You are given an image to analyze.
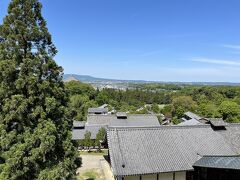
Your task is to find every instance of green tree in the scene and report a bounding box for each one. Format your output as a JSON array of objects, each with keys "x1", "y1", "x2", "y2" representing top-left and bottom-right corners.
[
  {"x1": 195, "y1": 94, "x2": 208, "y2": 104},
  {"x1": 172, "y1": 96, "x2": 197, "y2": 111},
  {"x1": 161, "y1": 104, "x2": 173, "y2": 118},
  {"x1": 84, "y1": 131, "x2": 93, "y2": 151},
  {"x1": 95, "y1": 128, "x2": 106, "y2": 151},
  {"x1": 157, "y1": 115, "x2": 163, "y2": 124},
  {"x1": 0, "y1": 0, "x2": 77, "y2": 179},
  {"x1": 172, "y1": 117, "x2": 181, "y2": 125},
  {"x1": 96, "y1": 92, "x2": 108, "y2": 105},
  {"x1": 151, "y1": 103, "x2": 160, "y2": 114},
  {"x1": 175, "y1": 107, "x2": 185, "y2": 119},
  {"x1": 70, "y1": 94, "x2": 89, "y2": 121},
  {"x1": 198, "y1": 103, "x2": 220, "y2": 118},
  {"x1": 81, "y1": 100, "x2": 98, "y2": 120},
  {"x1": 118, "y1": 102, "x2": 132, "y2": 112},
  {"x1": 70, "y1": 94, "x2": 89, "y2": 108},
  {"x1": 211, "y1": 92, "x2": 225, "y2": 105},
  {"x1": 172, "y1": 96, "x2": 197, "y2": 116},
  {"x1": 65, "y1": 81, "x2": 96, "y2": 98},
  {"x1": 225, "y1": 89, "x2": 237, "y2": 99},
  {"x1": 218, "y1": 101, "x2": 240, "y2": 122},
  {"x1": 77, "y1": 139, "x2": 85, "y2": 149}
]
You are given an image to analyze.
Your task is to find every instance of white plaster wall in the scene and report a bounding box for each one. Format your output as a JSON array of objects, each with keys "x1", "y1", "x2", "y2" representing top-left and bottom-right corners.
[
  {"x1": 124, "y1": 171, "x2": 186, "y2": 180},
  {"x1": 158, "y1": 173, "x2": 173, "y2": 180},
  {"x1": 175, "y1": 171, "x2": 186, "y2": 180},
  {"x1": 142, "y1": 174, "x2": 157, "y2": 180},
  {"x1": 124, "y1": 176, "x2": 140, "y2": 180}
]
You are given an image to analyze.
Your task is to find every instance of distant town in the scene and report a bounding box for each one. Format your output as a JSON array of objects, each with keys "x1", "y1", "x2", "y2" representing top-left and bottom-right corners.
[{"x1": 64, "y1": 74, "x2": 240, "y2": 90}]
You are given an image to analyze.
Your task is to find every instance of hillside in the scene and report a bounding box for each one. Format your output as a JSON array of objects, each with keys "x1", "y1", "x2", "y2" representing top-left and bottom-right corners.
[{"x1": 63, "y1": 74, "x2": 240, "y2": 86}]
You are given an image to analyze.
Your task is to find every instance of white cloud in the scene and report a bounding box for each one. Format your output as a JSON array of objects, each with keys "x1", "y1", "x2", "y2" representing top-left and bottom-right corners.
[
  {"x1": 221, "y1": 44, "x2": 240, "y2": 50},
  {"x1": 191, "y1": 57, "x2": 240, "y2": 66}
]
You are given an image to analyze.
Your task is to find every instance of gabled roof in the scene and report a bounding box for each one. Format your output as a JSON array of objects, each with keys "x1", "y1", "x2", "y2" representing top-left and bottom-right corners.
[
  {"x1": 88, "y1": 107, "x2": 108, "y2": 113},
  {"x1": 72, "y1": 125, "x2": 107, "y2": 140},
  {"x1": 208, "y1": 118, "x2": 227, "y2": 127},
  {"x1": 193, "y1": 156, "x2": 240, "y2": 170},
  {"x1": 184, "y1": 112, "x2": 202, "y2": 120},
  {"x1": 73, "y1": 114, "x2": 160, "y2": 140},
  {"x1": 87, "y1": 114, "x2": 160, "y2": 127},
  {"x1": 109, "y1": 114, "x2": 160, "y2": 127},
  {"x1": 87, "y1": 115, "x2": 113, "y2": 126},
  {"x1": 107, "y1": 125, "x2": 236, "y2": 177},
  {"x1": 181, "y1": 117, "x2": 188, "y2": 122},
  {"x1": 217, "y1": 123, "x2": 240, "y2": 154},
  {"x1": 116, "y1": 112, "x2": 127, "y2": 119},
  {"x1": 98, "y1": 104, "x2": 108, "y2": 108},
  {"x1": 178, "y1": 118, "x2": 202, "y2": 126},
  {"x1": 73, "y1": 121, "x2": 85, "y2": 128}
]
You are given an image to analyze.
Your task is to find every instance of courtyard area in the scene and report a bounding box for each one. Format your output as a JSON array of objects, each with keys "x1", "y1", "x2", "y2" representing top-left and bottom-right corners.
[{"x1": 77, "y1": 152, "x2": 114, "y2": 180}]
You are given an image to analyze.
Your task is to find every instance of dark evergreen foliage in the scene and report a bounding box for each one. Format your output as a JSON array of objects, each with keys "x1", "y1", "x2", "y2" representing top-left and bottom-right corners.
[{"x1": 0, "y1": 0, "x2": 77, "y2": 179}]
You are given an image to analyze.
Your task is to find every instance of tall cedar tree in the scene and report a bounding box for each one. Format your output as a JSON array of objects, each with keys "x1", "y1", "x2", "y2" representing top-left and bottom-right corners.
[{"x1": 0, "y1": 0, "x2": 77, "y2": 179}]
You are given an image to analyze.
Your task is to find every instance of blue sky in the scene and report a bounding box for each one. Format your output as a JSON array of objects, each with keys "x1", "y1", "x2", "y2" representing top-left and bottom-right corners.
[{"x1": 1, "y1": 0, "x2": 240, "y2": 82}]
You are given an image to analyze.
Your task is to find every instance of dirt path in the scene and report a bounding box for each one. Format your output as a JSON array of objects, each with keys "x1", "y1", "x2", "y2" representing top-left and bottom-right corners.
[
  {"x1": 77, "y1": 155, "x2": 114, "y2": 180},
  {"x1": 100, "y1": 158, "x2": 114, "y2": 180}
]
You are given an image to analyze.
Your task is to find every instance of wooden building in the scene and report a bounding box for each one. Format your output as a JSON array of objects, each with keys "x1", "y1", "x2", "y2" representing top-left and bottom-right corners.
[
  {"x1": 107, "y1": 123, "x2": 240, "y2": 180},
  {"x1": 193, "y1": 156, "x2": 240, "y2": 180}
]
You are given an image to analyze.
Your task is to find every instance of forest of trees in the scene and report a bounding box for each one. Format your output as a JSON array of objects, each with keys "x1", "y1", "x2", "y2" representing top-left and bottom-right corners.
[{"x1": 66, "y1": 81, "x2": 240, "y2": 123}]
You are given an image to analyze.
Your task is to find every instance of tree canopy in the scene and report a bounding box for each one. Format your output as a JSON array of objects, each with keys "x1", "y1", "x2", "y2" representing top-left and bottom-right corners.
[
  {"x1": 95, "y1": 128, "x2": 106, "y2": 150},
  {"x1": 0, "y1": 0, "x2": 77, "y2": 179},
  {"x1": 66, "y1": 81, "x2": 240, "y2": 124},
  {"x1": 84, "y1": 131, "x2": 93, "y2": 150},
  {"x1": 218, "y1": 101, "x2": 240, "y2": 122}
]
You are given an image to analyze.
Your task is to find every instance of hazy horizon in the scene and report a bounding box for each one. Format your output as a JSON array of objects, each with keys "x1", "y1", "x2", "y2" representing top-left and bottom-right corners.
[
  {"x1": 1, "y1": 0, "x2": 240, "y2": 82},
  {"x1": 64, "y1": 73, "x2": 240, "y2": 83}
]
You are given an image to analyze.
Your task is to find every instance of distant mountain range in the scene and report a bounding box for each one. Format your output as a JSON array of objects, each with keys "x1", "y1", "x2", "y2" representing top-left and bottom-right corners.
[
  {"x1": 63, "y1": 74, "x2": 149, "y2": 83},
  {"x1": 63, "y1": 74, "x2": 240, "y2": 86}
]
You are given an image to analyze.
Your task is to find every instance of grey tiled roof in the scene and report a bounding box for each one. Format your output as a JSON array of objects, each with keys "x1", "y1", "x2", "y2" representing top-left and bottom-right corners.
[
  {"x1": 208, "y1": 118, "x2": 227, "y2": 127},
  {"x1": 193, "y1": 156, "x2": 240, "y2": 170},
  {"x1": 88, "y1": 108, "x2": 108, "y2": 113},
  {"x1": 116, "y1": 112, "x2": 127, "y2": 118},
  {"x1": 217, "y1": 123, "x2": 240, "y2": 154},
  {"x1": 87, "y1": 115, "x2": 113, "y2": 126},
  {"x1": 73, "y1": 114, "x2": 160, "y2": 140},
  {"x1": 72, "y1": 125, "x2": 107, "y2": 140},
  {"x1": 72, "y1": 129, "x2": 85, "y2": 140},
  {"x1": 109, "y1": 114, "x2": 160, "y2": 127},
  {"x1": 184, "y1": 112, "x2": 202, "y2": 120},
  {"x1": 107, "y1": 125, "x2": 236, "y2": 176},
  {"x1": 87, "y1": 114, "x2": 160, "y2": 127},
  {"x1": 98, "y1": 104, "x2": 108, "y2": 108},
  {"x1": 178, "y1": 119, "x2": 202, "y2": 126},
  {"x1": 181, "y1": 117, "x2": 188, "y2": 122},
  {"x1": 73, "y1": 121, "x2": 85, "y2": 128}
]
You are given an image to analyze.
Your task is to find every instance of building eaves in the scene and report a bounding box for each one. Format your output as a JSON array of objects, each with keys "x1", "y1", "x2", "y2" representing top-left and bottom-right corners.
[
  {"x1": 193, "y1": 155, "x2": 240, "y2": 170},
  {"x1": 107, "y1": 125, "x2": 236, "y2": 176}
]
